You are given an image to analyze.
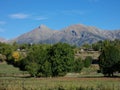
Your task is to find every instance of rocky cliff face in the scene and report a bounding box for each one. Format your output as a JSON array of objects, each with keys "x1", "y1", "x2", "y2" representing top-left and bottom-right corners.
[{"x1": 12, "y1": 24, "x2": 120, "y2": 46}]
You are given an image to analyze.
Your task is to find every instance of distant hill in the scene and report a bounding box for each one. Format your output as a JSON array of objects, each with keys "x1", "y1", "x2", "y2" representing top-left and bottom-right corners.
[
  {"x1": 0, "y1": 37, "x2": 6, "y2": 43},
  {"x1": 11, "y1": 24, "x2": 120, "y2": 46}
]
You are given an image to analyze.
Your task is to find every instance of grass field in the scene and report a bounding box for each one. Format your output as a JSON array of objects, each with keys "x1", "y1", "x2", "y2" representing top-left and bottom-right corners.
[
  {"x1": 0, "y1": 62, "x2": 28, "y2": 77},
  {"x1": 0, "y1": 62, "x2": 120, "y2": 90},
  {"x1": 0, "y1": 77, "x2": 120, "y2": 90}
]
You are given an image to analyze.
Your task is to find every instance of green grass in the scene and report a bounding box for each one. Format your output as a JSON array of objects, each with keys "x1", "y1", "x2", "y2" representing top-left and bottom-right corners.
[
  {"x1": 0, "y1": 62, "x2": 28, "y2": 76},
  {"x1": 0, "y1": 77, "x2": 120, "y2": 90},
  {"x1": 80, "y1": 65, "x2": 102, "y2": 76},
  {"x1": 0, "y1": 62, "x2": 120, "y2": 90}
]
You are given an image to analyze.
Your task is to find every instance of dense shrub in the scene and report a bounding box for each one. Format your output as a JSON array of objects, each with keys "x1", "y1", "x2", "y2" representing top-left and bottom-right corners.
[
  {"x1": 48, "y1": 43, "x2": 74, "y2": 76},
  {"x1": 84, "y1": 56, "x2": 92, "y2": 68},
  {"x1": 99, "y1": 42, "x2": 120, "y2": 76},
  {"x1": 73, "y1": 57, "x2": 84, "y2": 73}
]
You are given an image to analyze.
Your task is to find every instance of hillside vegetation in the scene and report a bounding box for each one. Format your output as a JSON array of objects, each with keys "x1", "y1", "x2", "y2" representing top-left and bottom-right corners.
[
  {"x1": 0, "y1": 40, "x2": 120, "y2": 90},
  {"x1": 0, "y1": 40, "x2": 120, "y2": 77}
]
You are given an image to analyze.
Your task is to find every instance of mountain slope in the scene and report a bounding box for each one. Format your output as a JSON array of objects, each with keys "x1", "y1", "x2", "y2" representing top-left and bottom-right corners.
[
  {"x1": 13, "y1": 24, "x2": 120, "y2": 46},
  {"x1": 14, "y1": 24, "x2": 57, "y2": 44},
  {"x1": 43, "y1": 24, "x2": 105, "y2": 45},
  {"x1": 0, "y1": 37, "x2": 6, "y2": 42}
]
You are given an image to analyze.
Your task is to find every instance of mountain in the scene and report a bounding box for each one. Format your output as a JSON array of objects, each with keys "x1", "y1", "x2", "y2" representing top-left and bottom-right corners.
[
  {"x1": 13, "y1": 24, "x2": 120, "y2": 46},
  {"x1": 0, "y1": 37, "x2": 6, "y2": 42},
  {"x1": 14, "y1": 24, "x2": 57, "y2": 44}
]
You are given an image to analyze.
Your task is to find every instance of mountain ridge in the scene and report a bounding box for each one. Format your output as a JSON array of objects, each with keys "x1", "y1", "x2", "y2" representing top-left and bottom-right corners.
[
  {"x1": 5, "y1": 24, "x2": 120, "y2": 46},
  {"x1": 0, "y1": 37, "x2": 7, "y2": 43}
]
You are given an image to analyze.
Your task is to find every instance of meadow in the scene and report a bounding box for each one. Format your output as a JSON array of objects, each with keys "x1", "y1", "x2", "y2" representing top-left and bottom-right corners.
[
  {"x1": 0, "y1": 77, "x2": 120, "y2": 90},
  {"x1": 0, "y1": 62, "x2": 120, "y2": 90}
]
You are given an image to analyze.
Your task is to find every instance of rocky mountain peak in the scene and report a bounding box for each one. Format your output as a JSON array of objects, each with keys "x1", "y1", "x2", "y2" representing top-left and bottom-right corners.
[
  {"x1": 9, "y1": 24, "x2": 120, "y2": 46},
  {"x1": 38, "y1": 24, "x2": 49, "y2": 30}
]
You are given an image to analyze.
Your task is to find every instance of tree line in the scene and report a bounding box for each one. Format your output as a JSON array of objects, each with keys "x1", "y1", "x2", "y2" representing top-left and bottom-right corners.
[
  {"x1": 0, "y1": 42, "x2": 92, "y2": 77},
  {"x1": 0, "y1": 39, "x2": 120, "y2": 77}
]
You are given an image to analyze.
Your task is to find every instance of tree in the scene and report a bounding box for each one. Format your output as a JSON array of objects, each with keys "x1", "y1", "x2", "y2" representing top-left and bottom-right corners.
[
  {"x1": 82, "y1": 43, "x2": 91, "y2": 50},
  {"x1": 84, "y1": 56, "x2": 92, "y2": 68},
  {"x1": 20, "y1": 44, "x2": 50, "y2": 77},
  {"x1": 25, "y1": 62, "x2": 39, "y2": 77},
  {"x1": 92, "y1": 43, "x2": 101, "y2": 51},
  {"x1": 12, "y1": 51, "x2": 20, "y2": 61},
  {"x1": 18, "y1": 43, "x2": 75, "y2": 77},
  {"x1": 42, "y1": 61, "x2": 52, "y2": 77},
  {"x1": 48, "y1": 43, "x2": 74, "y2": 76},
  {"x1": 0, "y1": 43, "x2": 14, "y2": 64},
  {"x1": 99, "y1": 44, "x2": 120, "y2": 77},
  {"x1": 73, "y1": 57, "x2": 84, "y2": 73},
  {"x1": 12, "y1": 42, "x2": 19, "y2": 51}
]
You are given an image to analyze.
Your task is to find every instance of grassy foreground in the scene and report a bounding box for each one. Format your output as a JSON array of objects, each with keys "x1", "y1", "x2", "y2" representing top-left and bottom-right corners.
[
  {"x1": 0, "y1": 62, "x2": 28, "y2": 77},
  {"x1": 0, "y1": 77, "x2": 120, "y2": 90},
  {"x1": 0, "y1": 62, "x2": 120, "y2": 90}
]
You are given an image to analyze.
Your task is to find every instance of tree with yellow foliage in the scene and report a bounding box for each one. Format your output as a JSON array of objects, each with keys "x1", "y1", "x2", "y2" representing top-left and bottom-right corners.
[{"x1": 12, "y1": 51, "x2": 20, "y2": 61}]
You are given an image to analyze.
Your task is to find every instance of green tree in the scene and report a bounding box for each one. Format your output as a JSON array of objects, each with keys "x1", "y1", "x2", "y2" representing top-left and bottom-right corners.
[
  {"x1": 84, "y1": 56, "x2": 92, "y2": 68},
  {"x1": 99, "y1": 44, "x2": 120, "y2": 77},
  {"x1": 20, "y1": 44, "x2": 50, "y2": 77},
  {"x1": 74, "y1": 57, "x2": 84, "y2": 73},
  {"x1": 92, "y1": 43, "x2": 101, "y2": 51},
  {"x1": 12, "y1": 42, "x2": 19, "y2": 51},
  {"x1": 18, "y1": 43, "x2": 75, "y2": 77},
  {"x1": 48, "y1": 43, "x2": 74, "y2": 76},
  {"x1": 82, "y1": 43, "x2": 91, "y2": 50},
  {"x1": 0, "y1": 42, "x2": 14, "y2": 63},
  {"x1": 42, "y1": 61, "x2": 52, "y2": 77},
  {"x1": 25, "y1": 62, "x2": 39, "y2": 77}
]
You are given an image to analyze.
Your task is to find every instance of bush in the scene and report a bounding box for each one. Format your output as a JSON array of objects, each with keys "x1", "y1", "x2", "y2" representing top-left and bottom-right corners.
[
  {"x1": 74, "y1": 57, "x2": 84, "y2": 73},
  {"x1": 25, "y1": 62, "x2": 39, "y2": 77},
  {"x1": 84, "y1": 56, "x2": 92, "y2": 68}
]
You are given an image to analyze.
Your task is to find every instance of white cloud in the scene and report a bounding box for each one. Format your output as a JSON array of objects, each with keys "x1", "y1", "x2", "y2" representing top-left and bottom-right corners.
[
  {"x1": 9, "y1": 13, "x2": 48, "y2": 21},
  {"x1": 9, "y1": 13, "x2": 29, "y2": 19},
  {"x1": 0, "y1": 21, "x2": 6, "y2": 25}
]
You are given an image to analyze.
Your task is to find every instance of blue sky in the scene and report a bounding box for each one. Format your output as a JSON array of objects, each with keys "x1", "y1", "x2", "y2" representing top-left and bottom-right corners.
[{"x1": 0, "y1": 0, "x2": 120, "y2": 39}]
